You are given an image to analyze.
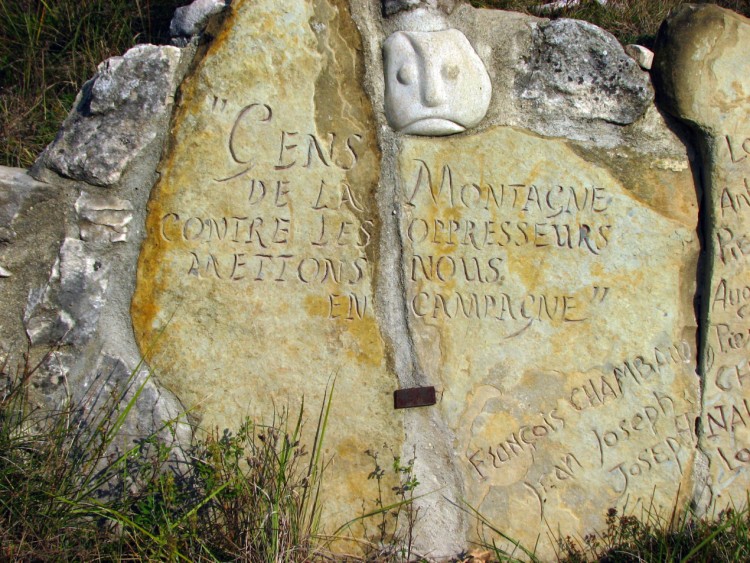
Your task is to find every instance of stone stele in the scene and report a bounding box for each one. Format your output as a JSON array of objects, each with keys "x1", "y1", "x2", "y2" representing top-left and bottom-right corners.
[
  {"x1": 131, "y1": 0, "x2": 403, "y2": 532},
  {"x1": 130, "y1": 0, "x2": 708, "y2": 557},
  {"x1": 398, "y1": 126, "x2": 700, "y2": 554},
  {"x1": 653, "y1": 4, "x2": 750, "y2": 513}
]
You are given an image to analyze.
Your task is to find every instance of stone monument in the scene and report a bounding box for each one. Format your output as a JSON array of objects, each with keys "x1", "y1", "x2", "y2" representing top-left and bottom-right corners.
[{"x1": 0, "y1": 0, "x2": 748, "y2": 559}]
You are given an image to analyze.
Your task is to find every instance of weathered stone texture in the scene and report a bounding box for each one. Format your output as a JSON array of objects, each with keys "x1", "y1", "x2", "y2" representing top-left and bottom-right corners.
[
  {"x1": 0, "y1": 167, "x2": 63, "y2": 357},
  {"x1": 516, "y1": 19, "x2": 653, "y2": 128},
  {"x1": 170, "y1": 0, "x2": 229, "y2": 40},
  {"x1": 9, "y1": 0, "x2": 749, "y2": 557},
  {"x1": 653, "y1": 4, "x2": 750, "y2": 512},
  {"x1": 397, "y1": 126, "x2": 700, "y2": 555},
  {"x1": 132, "y1": 0, "x2": 402, "y2": 530},
  {"x1": 35, "y1": 45, "x2": 183, "y2": 187}
]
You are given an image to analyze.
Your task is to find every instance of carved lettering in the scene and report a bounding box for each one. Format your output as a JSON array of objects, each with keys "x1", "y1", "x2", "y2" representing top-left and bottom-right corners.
[
  {"x1": 725, "y1": 135, "x2": 750, "y2": 164},
  {"x1": 607, "y1": 436, "x2": 684, "y2": 495},
  {"x1": 716, "y1": 227, "x2": 750, "y2": 265},
  {"x1": 404, "y1": 218, "x2": 611, "y2": 255}
]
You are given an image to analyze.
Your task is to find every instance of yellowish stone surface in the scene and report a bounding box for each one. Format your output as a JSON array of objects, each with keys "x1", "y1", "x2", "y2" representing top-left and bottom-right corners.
[
  {"x1": 654, "y1": 5, "x2": 750, "y2": 511},
  {"x1": 398, "y1": 126, "x2": 701, "y2": 553},
  {"x1": 132, "y1": 0, "x2": 402, "y2": 528}
]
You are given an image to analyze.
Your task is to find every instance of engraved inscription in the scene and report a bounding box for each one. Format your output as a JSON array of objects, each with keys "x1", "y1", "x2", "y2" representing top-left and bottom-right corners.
[
  {"x1": 157, "y1": 102, "x2": 372, "y2": 321},
  {"x1": 725, "y1": 136, "x2": 750, "y2": 164}
]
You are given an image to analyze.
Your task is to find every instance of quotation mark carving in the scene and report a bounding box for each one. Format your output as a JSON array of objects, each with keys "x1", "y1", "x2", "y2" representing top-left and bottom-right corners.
[
  {"x1": 212, "y1": 95, "x2": 228, "y2": 112},
  {"x1": 591, "y1": 286, "x2": 610, "y2": 304}
]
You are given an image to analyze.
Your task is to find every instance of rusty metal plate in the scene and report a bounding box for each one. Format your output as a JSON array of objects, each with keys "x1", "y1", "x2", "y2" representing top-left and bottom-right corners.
[{"x1": 394, "y1": 386, "x2": 437, "y2": 409}]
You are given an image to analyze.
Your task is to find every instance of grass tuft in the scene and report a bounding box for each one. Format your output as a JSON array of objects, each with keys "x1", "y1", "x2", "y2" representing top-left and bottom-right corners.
[
  {"x1": 0, "y1": 352, "x2": 343, "y2": 561},
  {"x1": 0, "y1": 0, "x2": 182, "y2": 168},
  {"x1": 461, "y1": 494, "x2": 750, "y2": 563}
]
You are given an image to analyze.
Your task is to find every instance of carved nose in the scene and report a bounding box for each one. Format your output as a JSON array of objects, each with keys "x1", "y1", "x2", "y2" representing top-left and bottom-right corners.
[{"x1": 422, "y1": 62, "x2": 447, "y2": 108}]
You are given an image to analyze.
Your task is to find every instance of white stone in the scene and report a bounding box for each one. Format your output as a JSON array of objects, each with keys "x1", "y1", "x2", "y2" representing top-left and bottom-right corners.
[
  {"x1": 24, "y1": 238, "x2": 110, "y2": 345},
  {"x1": 383, "y1": 29, "x2": 491, "y2": 136},
  {"x1": 625, "y1": 44, "x2": 655, "y2": 70}
]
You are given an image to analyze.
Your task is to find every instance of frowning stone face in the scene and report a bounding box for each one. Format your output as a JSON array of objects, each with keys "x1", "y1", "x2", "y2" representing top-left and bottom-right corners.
[{"x1": 383, "y1": 29, "x2": 492, "y2": 136}]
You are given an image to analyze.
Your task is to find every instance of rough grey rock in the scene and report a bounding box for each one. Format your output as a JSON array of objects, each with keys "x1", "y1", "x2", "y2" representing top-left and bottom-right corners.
[
  {"x1": 34, "y1": 45, "x2": 183, "y2": 187},
  {"x1": 24, "y1": 238, "x2": 110, "y2": 346},
  {"x1": 625, "y1": 44, "x2": 654, "y2": 70},
  {"x1": 516, "y1": 19, "x2": 653, "y2": 129},
  {"x1": 0, "y1": 166, "x2": 50, "y2": 243},
  {"x1": 170, "y1": 0, "x2": 229, "y2": 40},
  {"x1": 0, "y1": 166, "x2": 64, "y2": 354},
  {"x1": 75, "y1": 192, "x2": 133, "y2": 243},
  {"x1": 535, "y1": 0, "x2": 608, "y2": 13}
]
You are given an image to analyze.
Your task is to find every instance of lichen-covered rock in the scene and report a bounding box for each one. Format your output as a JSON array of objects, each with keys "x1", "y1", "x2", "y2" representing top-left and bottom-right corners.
[
  {"x1": 517, "y1": 19, "x2": 653, "y2": 130},
  {"x1": 34, "y1": 45, "x2": 183, "y2": 187},
  {"x1": 24, "y1": 238, "x2": 110, "y2": 345},
  {"x1": 653, "y1": 4, "x2": 750, "y2": 513}
]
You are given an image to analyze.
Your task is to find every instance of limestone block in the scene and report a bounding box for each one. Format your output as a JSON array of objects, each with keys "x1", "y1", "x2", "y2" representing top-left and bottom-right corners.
[
  {"x1": 383, "y1": 28, "x2": 491, "y2": 135},
  {"x1": 131, "y1": 0, "x2": 402, "y2": 531},
  {"x1": 398, "y1": 126, "x2": 700, "y2": 556},
  {"x1": 36, "y1": 45, "x2": 183, "y2": 187},
  {"x1": 653, "y1": 4, "x2": 750, "y2": 512},
  {"x1": 75, "y1": 192, "x2": 134, "y2": 243},
  {"x1": 24, "y1": 238, "x2": 110, "y2": 346},
  {"x1": 516, "y1": 19, "x2": 653, "y2": 133},
  {"x1": 170, "y1": 0, "x2": 229, "y2": 40}
]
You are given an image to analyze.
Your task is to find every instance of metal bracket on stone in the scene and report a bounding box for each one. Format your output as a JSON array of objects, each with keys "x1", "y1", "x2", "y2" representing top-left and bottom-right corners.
[{"x1": 394, "y1": 386, "x2": 437, "y2": 409}]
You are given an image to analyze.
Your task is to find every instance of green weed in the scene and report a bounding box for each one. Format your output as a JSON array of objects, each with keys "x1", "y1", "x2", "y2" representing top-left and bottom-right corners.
[
  {"x1": 0, "y1": 351, "x2": 344, "y2": 561},
  {"x1": 0, "y1": 349, "x2": 161, "y2": 560}
]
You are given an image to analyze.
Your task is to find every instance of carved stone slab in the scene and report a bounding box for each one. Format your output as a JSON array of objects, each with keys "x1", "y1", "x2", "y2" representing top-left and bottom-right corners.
[
  {"x1": 654, "y1": 4, "x2": 750, "y2": 512},
  {"x1": 398, "y1": 126, "x2": 701, "y2": 553},
  {"x1": 131, "y1": 0, "x2": 402, "y2": 527}
]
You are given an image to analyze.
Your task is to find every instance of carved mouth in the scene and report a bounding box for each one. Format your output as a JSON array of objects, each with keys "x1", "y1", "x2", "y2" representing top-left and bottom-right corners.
[{"x1": 401, "y1": 118, "x2": 466, "y2": 135}]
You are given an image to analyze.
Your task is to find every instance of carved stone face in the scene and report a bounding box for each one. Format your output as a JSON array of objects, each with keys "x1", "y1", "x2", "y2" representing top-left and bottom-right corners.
[{"x1": 383, "y1": 29, "x2": 492, "y2": 136}]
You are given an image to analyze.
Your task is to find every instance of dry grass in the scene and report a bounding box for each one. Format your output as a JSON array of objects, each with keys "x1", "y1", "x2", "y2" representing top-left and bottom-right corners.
[
  {"x1": 3, "y1": 1, "x2": 749, "y2": 167},
  {"x1": 469, "y1": 0, "x2": 750, "y2": 47},
  {"x1": 0, "y1": 0, "x2": 182, "y2": 168}
]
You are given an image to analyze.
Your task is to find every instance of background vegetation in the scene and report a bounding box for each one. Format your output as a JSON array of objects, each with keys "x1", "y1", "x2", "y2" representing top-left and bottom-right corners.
[
  {"x1": 470, "y1": 0, "x2": 750, "y2": 47},
  {"x1": 0, "y1": 0, "x2": 182, "y2": 168},
  {"x1": 2, "y1": 1, "x2": 750, "y2": 168}
]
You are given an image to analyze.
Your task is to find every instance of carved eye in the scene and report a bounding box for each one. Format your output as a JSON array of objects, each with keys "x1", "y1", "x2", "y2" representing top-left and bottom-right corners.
[
  {"x1": 397, "y1": 64, "x2": 416, "y2": 85},
  {"x1": 442, "y1": 63, "x2": 460, "y2": 81}
]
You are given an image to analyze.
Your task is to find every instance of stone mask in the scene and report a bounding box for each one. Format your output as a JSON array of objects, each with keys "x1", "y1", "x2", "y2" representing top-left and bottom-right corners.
[{"x1": 383, "y1": 29, "x2": 492, "y2": 136}]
